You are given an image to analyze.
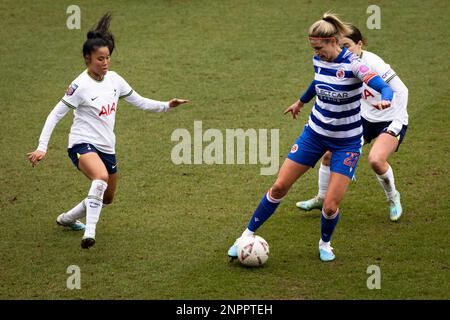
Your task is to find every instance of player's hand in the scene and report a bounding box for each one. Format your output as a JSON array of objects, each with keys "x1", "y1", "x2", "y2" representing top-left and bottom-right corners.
[
  {"x1": 27, "y1": 150, "x2": 46, "y2": 167},
  {"x1": 373, "y1": 100, "x2": 391, "y2": 110},
  {"x1": 283, "y1": 100, "x2": 304, "y2": 119},
  {"x1": 169, "y1": 99, "x2": 189, "y2": 108}
]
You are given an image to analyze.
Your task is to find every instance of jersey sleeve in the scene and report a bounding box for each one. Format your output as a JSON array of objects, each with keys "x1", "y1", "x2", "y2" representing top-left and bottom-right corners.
[
  {"x1": 366, "y1": 52, "x2": 397, "y2": 84},
  {"x1": 350, "y1": 56, "x2": 379, "y2": 85},
  {"x1": 37, "y1": 101, "x2": 71, "y2": 152},
  {"x1": 61, "y1": 82, "x2": 83, "y2": 109},
  {"x1": 123, "y1": 90, "x2": 170, "y2": 112},
  {"x1": 114, "y1": 73, "x2": 134, "y2": 99},
  {"x1": 386, "y1": 76, "x2": 409, "y2": 134},
  {"x1": 299, "y1": 80, "x2": 316, "y2": 103}
]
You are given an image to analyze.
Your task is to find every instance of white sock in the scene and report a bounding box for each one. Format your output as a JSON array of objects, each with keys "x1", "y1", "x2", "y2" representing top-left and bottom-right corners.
[
  {"x1": 241, "y1": 228, "x2": 254, "y2": 238},
  {"x1": 84, "y1": 180, "x2": 108, "y2": 238},
  {"x1": 62, "y1": 200, "x2": 86, "y2": 222},
  {"x1": 376, "y1": 165, "x2": 397, "y2": 200},
  {"x1": 319, "y1": 239, "x2": 331, "y2": 247},
  {"x1": 317, "y1": 163, "x2": 330, "y2": 199}
]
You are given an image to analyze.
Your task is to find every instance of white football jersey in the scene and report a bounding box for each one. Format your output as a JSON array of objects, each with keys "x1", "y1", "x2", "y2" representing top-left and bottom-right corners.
[
  {"x1": 360, "y1": 50, "x2": 408, "y2": 125},
  {"x1": 61, "y1": 70, "x2": 133, "y2": 154}
]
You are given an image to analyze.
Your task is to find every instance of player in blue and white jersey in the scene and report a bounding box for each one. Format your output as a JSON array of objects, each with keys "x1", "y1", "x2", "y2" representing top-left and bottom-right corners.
[
  {"x1": 227, "y1": 13, "x2": 394, "y2": 262},
  {"x1": 27, "y1": 13, "x2": 188, "y2": 249},
  {"x1": 296, "y1": 25, "x2": 408, "y2": 221}
]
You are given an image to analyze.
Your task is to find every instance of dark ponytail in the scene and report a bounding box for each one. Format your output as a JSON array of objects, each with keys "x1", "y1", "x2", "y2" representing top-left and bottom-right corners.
[
  {"x1": 82, "y1": 13, "x2": 115, "y2": 57},
  {"x1": 346, "y1": 25, "x2": 368, "y2": 46}
]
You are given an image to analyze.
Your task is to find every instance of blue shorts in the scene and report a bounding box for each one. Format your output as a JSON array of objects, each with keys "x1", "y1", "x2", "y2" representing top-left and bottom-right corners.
[
  {"x1": 287, "y1": 126, "x2": 362, "y2": 179},
  {"x1": 68, "y1": 143, "x2": 117, "y2": 174},
  {"x1": 362, "y1": 118, "x2": 408, "y2": 151}
]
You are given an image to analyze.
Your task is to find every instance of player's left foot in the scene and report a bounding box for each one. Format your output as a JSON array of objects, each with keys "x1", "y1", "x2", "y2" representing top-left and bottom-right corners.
[
  {"x1": 296, "y1": 196, "x2": 323, "y2": 211},
  {"x1": 56, "y1": 213, "x2": 85, "y2": 231},
  {"x1": 319, "y1": 239, "x2": 335, "y2": 262},
  {"x1": 388, "y1": 191, "x2": 403, "y2": 222},
  {"x1": 81, "y1": 236, "x2": 96, "y2": 249}
]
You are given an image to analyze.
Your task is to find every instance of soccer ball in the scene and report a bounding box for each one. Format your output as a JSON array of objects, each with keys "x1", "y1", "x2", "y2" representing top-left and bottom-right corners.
[{"x1": 237, "y1": 235, "x2": 269, "y2": 267}]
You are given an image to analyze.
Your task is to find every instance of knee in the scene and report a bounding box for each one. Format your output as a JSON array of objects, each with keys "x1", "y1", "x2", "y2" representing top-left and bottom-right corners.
[
  {"x1": 368, "y1": 153, "x2": 385, "y2": 172},
  {"x1": 322, "y1": 199, "x2": 338, "y2": 216},
  {"x1": 94, "y1": 174, "x2": 109, "y2": 183},
  {"x1": 271, "y1": 182, "x2": 290, "y2": 200},
  {"x1": 89, "y1": 173, "x2": 109, "y2": 185}
]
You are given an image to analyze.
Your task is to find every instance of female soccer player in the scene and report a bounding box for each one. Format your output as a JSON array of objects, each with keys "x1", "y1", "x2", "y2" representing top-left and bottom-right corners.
[
  {"x1": 27, "y1": 13, "x2": 188, "y2": 249},
  {"x1": 228, "y1": 13, "x2": 394, "y2": 262},
  {"x1": 296, "y1": 25, "x2": 408, "y2": 222}
]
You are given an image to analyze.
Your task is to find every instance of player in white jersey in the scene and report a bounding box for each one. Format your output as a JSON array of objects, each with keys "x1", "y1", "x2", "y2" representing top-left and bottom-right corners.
[
  {"x1": 227, "y1": 13, "x2": 394, "y2": 262},
  {"x1": 27, "y1": 13, "x2": 188, "y2": 249},
  {"x1": 296, "y1": 25, "x2": 408, "y2": 221}
]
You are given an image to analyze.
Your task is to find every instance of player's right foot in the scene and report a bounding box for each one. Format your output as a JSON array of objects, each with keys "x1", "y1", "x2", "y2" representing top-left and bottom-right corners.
[
  {"x1": 81, "y1": 236, "x2": 96, "y2": 249},
  {"x1": 296, "y1": 196, "x2": 323, "y2": 211},
  {"x1": 56, "y1": 213, "x2": 85, "y2": 231},
  {"x1": 227, "y1": 238, "x2": 240, "y2": 259},
  {"x1": 388, "y1": 191, "x2": 403, "y2": 221}
]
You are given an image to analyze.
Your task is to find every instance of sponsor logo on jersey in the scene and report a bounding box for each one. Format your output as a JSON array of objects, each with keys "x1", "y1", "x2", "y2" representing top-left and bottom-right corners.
[
  {"x1": 362, "y1": 89, "x2": 375, "y2": 99},
  {"x1": 65, "y1": 83, "x2": 78, "y2": 96},
  {"x1": 315, "y1": 84, "x2": 349, "y2": 102},
  {"x1": 359, "y1": 65, "x2": 369, "y2": 74},
  {"x1": 381, "y1": 69, "x2": 392, "y2": 80},
  {"x1": 99, "y1": 102, "x2": 116, "y2": 116}
]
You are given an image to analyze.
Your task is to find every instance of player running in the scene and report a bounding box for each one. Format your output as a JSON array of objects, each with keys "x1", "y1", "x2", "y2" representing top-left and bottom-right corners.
[
  {"x1": 27, "y1": 13, "x2": 188, "y2": 249},
  {"x1": 227, "y1": 13, "x2": 394, "y2": 262},
  {"x1": 296, "y1": 25, "x2": 408, "y2": 221}
]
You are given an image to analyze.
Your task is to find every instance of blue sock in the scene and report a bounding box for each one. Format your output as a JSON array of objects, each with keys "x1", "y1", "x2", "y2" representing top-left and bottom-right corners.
[
  {"x1": 321, "y1": 210, "x2": 339, "y2": 242},
  {"x1": 247, "y1": 192, "x2": 281, "y2": 232}
]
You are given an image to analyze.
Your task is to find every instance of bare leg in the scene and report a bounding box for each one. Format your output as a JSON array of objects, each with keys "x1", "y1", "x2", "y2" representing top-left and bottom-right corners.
[
  {"x1": 295, "y1": 151, "x2": 332, "y2": 210},
  {"x1": 369, "y1": 133, "x2": 403, "y2": 220}
]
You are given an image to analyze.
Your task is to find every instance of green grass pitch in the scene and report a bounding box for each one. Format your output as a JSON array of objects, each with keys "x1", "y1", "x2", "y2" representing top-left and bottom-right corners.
[{"x1": 0, "y1": 0, "x2": 448, "y2": 299}]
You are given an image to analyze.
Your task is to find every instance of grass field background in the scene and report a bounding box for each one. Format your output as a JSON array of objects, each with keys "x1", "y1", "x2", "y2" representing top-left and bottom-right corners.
[{"x1": 0, "y1": 0, "x2": 449, "y2": 299}]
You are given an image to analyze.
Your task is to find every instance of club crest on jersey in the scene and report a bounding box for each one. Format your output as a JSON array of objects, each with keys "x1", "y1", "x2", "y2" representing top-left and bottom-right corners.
[
  {"x1": 290, "y1": 144, "x2": 298, "y2": 153},
  {"x1": 65, "y1": 83, "x2": 78, "y2": 96},
  {"x1": 336, "y1": 67, "x2": 346, "y2": 79},
  {"x1": 99, "y1": 102, "x2": 116, "y2": 116}
]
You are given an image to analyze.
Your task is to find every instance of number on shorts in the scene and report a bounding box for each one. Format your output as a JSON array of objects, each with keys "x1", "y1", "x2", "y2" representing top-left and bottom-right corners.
[{"x1": 343, "y1": 152, "x2": 359, "y2": 168}]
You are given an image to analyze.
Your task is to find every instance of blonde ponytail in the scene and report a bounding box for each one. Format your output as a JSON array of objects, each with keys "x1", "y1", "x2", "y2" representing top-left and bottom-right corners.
[{"x1": 308, "y1": 11, "x2": 352, "y2": 41}]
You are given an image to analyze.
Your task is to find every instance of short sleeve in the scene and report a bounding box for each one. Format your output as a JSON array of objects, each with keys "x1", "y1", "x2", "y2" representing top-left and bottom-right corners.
[{"x1": 61, "y1": 82, "x2": 82, "y2": 109}]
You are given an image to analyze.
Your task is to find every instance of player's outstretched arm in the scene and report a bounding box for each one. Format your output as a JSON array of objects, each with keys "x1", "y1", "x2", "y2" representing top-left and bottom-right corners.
[
  {"x1": 27, "y1": 150, "x2": 46, "y2": 167},
  {"x1": 284, "y1": 79, "x2": 315, "y2": 119},
  {"x1": 283, "y1": 100, "x2": 304, "y2": 120},
  {"x1": 168, "y1": 98, "x2": 189, "y2": 108},
  {"x1": 27, "y1": 101, "x2": 71, "y2": 167},
  {"x1": 124, "y1": 91, "x2": 188, "y2": 112}
]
